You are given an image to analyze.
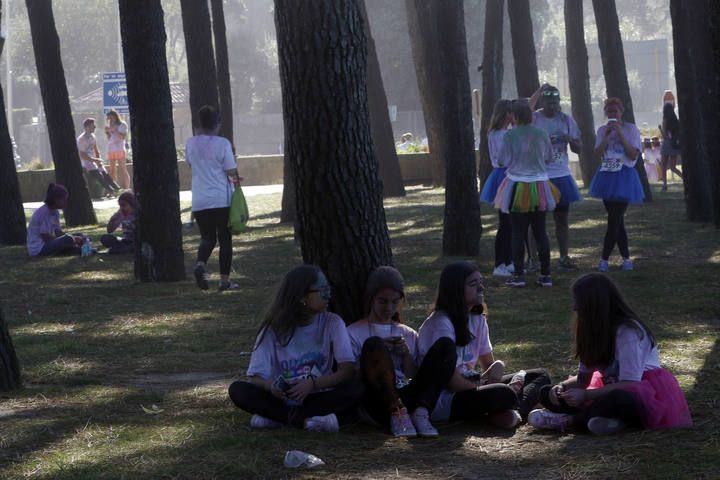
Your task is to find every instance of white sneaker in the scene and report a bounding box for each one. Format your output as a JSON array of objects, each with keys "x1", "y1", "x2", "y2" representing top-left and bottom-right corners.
[
  {"x1": 587, "y1": 416, "x2": 625, "y2": 435},
  {"x1": 492, "y1": 264, "x2": 512, "y2": 277},
  {"x1": 250, "y1": 414, "x2": 283, "y2": 429},
  {"x1": 621, "y1": 258, "x2": 634, "y2": 271},
  {"x1": 505, "y1": 263, "x2": 515, "y2": 274},
  {"x1": 528, "y1": 408, "x2": 571, "y2": 432},
  {"x1": 391, "y1": 407, "x2": 417, "y2": 437},
  {"x1": 304, "y1": 413, "x2": 339, "y2": 433},
  {"x1": 410, "y1": 407, "x2": 438, "y2": 437}
]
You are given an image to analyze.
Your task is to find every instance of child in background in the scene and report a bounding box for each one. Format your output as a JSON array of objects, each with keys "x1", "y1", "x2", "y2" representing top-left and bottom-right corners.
[
  {"x1": 228, "y1": 265, "x2": 363, "y2": 432},
  {"x1": 528, "y1": 273, "x2": 692, "y2": 435},
  {"x1": 348, "y1": 266, "x2": 456, "y2": 438},
  {"x1": 26, "y1": 183, "x2": 85, "y2": 257},
  {"x1": 642, "y1": 138, "x2": 660, "y2": 183},
  {"x1": 101, "y1": 191, "x2": 137, "y2": 254}
]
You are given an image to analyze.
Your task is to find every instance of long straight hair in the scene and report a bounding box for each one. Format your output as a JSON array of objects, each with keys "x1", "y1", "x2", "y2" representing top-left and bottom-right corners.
[
  {"x1": 572, "y1": 273, "x2": 655, "y2": 368},
  {"x1": 663, "y1": 103, "x2": 680, "y2": 136},
  {"x1": 489, "y1": 99, "x2": 513, "y2": 131},
  {"x1": 255, "y1": 265, "x2": 321, "y2": 347},
  {"x1": 432, "y1": 261, "x2": 485, "y2": 347}
]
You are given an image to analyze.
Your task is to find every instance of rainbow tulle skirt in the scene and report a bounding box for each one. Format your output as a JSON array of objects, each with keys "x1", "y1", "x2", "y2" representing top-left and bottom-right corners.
[{"x1": 494, "y1": 178, "x2": 561, "y2": 213}]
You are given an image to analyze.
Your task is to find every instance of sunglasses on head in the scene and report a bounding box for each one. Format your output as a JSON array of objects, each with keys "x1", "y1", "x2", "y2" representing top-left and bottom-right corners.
[{"x1": 542, "y1": 90, "x2": 560, "y2": 97}]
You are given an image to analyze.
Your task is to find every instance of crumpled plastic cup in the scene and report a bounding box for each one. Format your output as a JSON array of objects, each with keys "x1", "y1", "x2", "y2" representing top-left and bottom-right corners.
[{"x1": 283, "y1": 450, "x2": 325, "y2": 469}]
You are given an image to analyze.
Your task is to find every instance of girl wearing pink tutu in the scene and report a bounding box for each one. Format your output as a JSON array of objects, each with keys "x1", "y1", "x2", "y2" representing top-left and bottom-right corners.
[{"x1": 528, "y1": 273, "x2": 692, "y2": 435}]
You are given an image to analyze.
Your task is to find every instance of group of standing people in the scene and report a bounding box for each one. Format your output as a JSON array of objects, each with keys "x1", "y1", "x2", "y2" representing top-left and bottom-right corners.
[
  {"x1": 228, "y1": 263, "x2": 692, "y2": 437},
  {"x1": 480, "y1": 85, "x2": 647, "y2": 284},
  {"x1": 77, "y1": 109, "x2": 130, "y2": 197}
]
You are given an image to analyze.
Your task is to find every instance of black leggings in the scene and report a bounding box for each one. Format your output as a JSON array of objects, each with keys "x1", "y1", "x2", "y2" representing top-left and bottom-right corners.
[
  {"x1": 360, "y1": 336, "x2": 456, "y2": 426},
  {"x1": 449, "y1": 382, "x2": 518, "y2": 422},
  {"x1": 495, "y1": 211, "x2": 513, "y2": 267},
  {"x1": 602, "y1": 200, "x2": 629, "y2": 260},
  {"x1": 538, "y1": 384, "x2": 643, "y2": 430},
  {"x1": 500, "y1": 368, "x2": 552, "y2": 419},
  {"x1": 511, "y1": 210, "x2": 550, "y2": 276},
  {"x1": 228, "y1": 379, "x2": 364, "y2": 428},
  {"x1": 194, "y1": 207, "x2": 233, "y2": 275},
  {"x1": 88, "y1": 169, "x2": 119, "y2": 192},
  {"x1": 100, "y1": 234, "x2": 133, "y2": 254}
]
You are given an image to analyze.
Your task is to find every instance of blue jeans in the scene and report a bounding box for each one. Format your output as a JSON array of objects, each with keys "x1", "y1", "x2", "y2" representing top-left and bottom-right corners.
[{"x1": 38, "y1": 235, "x2": 78, "y2": 256}]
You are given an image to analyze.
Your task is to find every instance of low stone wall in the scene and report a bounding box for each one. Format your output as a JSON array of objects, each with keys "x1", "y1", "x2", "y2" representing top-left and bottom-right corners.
[{"x1": 16, "y1": 152, "x2": 583, "y2": 202}]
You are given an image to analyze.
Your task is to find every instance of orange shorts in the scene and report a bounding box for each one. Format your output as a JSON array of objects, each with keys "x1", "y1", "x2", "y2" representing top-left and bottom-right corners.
[{"x1": 107, "y1": 151, "x2": 126, "y2": 161}]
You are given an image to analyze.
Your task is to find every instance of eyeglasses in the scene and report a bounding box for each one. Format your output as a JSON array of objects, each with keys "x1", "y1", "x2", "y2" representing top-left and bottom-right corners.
[{"x1": 542, "y1": 90, "x2": 560, "y2": 97}]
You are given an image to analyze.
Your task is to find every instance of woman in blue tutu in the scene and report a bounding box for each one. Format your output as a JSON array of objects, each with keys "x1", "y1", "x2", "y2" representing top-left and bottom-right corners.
[
  {"x1": 589, "y1": 98, "x2": 644, "y2": 272},
  {"x1": 479, "y1": 99, "x2": 514, "y2": 277}
]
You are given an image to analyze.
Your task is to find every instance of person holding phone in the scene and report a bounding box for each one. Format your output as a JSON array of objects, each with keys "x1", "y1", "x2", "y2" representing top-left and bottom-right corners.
[{"x1": 588, "y1": 98, "x2": 644, "y2": 272}]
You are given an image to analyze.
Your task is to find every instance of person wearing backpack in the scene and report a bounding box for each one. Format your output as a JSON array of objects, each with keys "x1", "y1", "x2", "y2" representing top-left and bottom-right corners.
[{"x1": 659, "y1": 103, "x2": 682, "y2": 191}]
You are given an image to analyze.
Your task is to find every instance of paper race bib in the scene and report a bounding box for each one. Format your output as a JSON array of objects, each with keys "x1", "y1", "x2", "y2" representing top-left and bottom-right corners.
[{"x1": 600, "y1": 151, "x2": 624, "y2": 172}]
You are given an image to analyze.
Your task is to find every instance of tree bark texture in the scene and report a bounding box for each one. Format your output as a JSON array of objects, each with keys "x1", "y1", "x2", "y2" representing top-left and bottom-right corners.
[
  {"x1": 25, "y1": 0, "x2": 96, "y2": 226},
  {"x1": 478, "y1": 0, "x2": 504, "y2": 184},
  {"x1": 360, "y1": 0, "x2": 405, "y2": 198},
  {"x1": 210, "y1": 0, "x2": 235, "y2": 150},
  {"x1": 181, "y1": 0, "x2": 219, "y2": 133},
  {"x1": 119, "y1": 0, "x2": 186, "y2": 282},
  {"x1": 405, "y1": 0, "x2": 445, "y2": 187},
  {"x1": 592, "y1": 0, "x2": 652, "y2": 201},
  {"x1": 507, "y1": 0, "x2": 539, "y2": 98},
  {"x1": 670, "y1": 0, "x2": 718, "y2": 225},
  {"x1": 0, "y1": 307, "x2": 22, "y2": 392},
  {"x1": 563, "y1": 0, "x2": 597, "y2": 187},
  {"x1": 274, "y1": 0, "x2": 393, "y2": 323}
]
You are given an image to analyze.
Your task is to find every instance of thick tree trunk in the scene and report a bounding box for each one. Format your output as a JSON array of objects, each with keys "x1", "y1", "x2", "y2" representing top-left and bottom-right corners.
[
  {"x1": 275, "y1": 0, "x2": 393, "y2": 323},
  {"x1": 360, "y1": 0, "x2": 405, "y2": 198},
  {"x1": 0, "y1": 308, "x2": 22, "y2": 392},
  {"x1": 119, "y1": 0, "x2": 186, "y2": 282},
  {"x1": 26, "y1": 0, "x2": 96, "y2": 226},
  {"x1": 507, "y1": 0, "x2": 539, "y2": 98},
  {"x1": 670, "y1": 0, "x2": 717, "y2": 224},
  {"x1": 564, "y1": 0, "x2": 597, "y2": 187},
  {"x1": 478, "y1": 0, "x2": 504, "y2": 184},
  {"x1": 210, "y1": 0, "x2": 234, "y2": 150},
  {"x1": 280, "y1": 146, "x2": 296, "y2": 224},
  {"x1": 180, "y1": 0, "x2": 219, "y2": 133},
  {"x1": 592, "y1": 0, "x2": 652, "y2": 201},
  {"x1": 405, "y1": 0, "x2": 445, "y2": 187}
]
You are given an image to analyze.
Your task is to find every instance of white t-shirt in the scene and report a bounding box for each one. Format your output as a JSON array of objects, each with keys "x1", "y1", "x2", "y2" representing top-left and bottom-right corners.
[
  {"x1": 488, "y1": 129, "x2": 508, "y2": 169},
  {"x1": 578, "y1": 321, "x2": 660, "y2": 384},
  {"x1": 497, "y1": 125, "x2": 553, "y2": 182},
  {"x1": 26, "y1": 205, "x2": 61, "y2": 256},
  {"x1": 418, "y1": 311, "x2": 493, "y2": 421},
  {"x1": 107, "y1": 122, "x2": 128, "y2": 153},
  {"x1": 594, "y1": 122, "x2": 642, "y2": 170},
  {"x1": 532, "y1": 111, "x2": 581, "y2": 179},
  {"x1": 77, "y1": 133, "x2": 98, "y2": 171},
  {"x1": 347, "y1": 319, "x2": 418, "y2": 388},
  {"x1": 247, "y1": 312, "x2": 354, "y2": 389},
  {"x1": 186, "y1": 135, "x2": 237, "y2": 212}
]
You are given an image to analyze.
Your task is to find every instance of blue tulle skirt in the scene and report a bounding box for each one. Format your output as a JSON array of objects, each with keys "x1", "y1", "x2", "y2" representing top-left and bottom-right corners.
[
  {"x1": 588, "y1": 165, "x2": 645, "y2": 203},
  {"x1": 479, "y1": 167, "x2": 507, "y2": 204},
  {"x1": 550, "y1": 175, "x2": 582, "y2": 206}
]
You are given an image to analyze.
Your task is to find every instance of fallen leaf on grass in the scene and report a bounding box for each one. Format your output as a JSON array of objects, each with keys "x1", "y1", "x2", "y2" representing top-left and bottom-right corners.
[{"x1": 141, "y1": 404, "x2": 164, "y2": 415}]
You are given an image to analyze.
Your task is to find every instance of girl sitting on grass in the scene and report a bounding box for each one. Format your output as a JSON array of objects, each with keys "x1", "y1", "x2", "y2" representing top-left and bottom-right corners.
[
  {"x1": 416, "y1": 261, "x2": 525, "y2": 429},
  {"x1": 228, "y1": 265, "x2": 363, "y2": 433},
  {"x1": 26, "y1": 183, "x2": 85, "y2": 257},
  {"x1": 101, "y1": 191, "x2": 137, "y2": 254},
  {"x1": 348, "y1": 266, "x2": 456, "y2": 438},
  {"x1": 528, "y1": 273, "x2": 692, "y2": 434}
]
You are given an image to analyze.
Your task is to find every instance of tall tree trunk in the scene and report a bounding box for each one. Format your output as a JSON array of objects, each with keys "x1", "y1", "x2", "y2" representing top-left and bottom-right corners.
[
  {"x1": 120, "y1": 0, "x2": 186, "y2": 282},
  {"x1": 180, "y1": 0, "x2": 219, "y2": 133},
  {"x1": 0, "y1": 4, "x2": 27, "y2": 245},
  {"x1": 592, "y1": 0, "x2": 652, "y2": 201},
  {"x1": 275, "y1": 0, "x2": 393, "y2": 324},
  {"x1": 0, "y1": 307, "x2": 21, "y2": 392},
  {"x1": 405, "y1": 0, "x2": 445, "y2": 187},
  {"x1": 507, "y1": 0, "x2": 539, "y2": 97},
  {"x1": 407, "y1": 0, "x2": 481, "y2": 255},
  {"x1": 564, "y1": 0, "x2": 597, "y2": 187},
  {"x1": 210, "y1": 0, "x2": 234, "y2": 150},
  {"x1": 670, "y1": 0, "x2": 717, "y2": 224},
  {"x1": 26, "y1": 0, "x2": 96, "y2": 226},
  {"x1": 360, "y1": 0, "x2": 405, "y2": 198},
  {"x1": 478, "y1": 0, "x2": 504, "y2": 184}
]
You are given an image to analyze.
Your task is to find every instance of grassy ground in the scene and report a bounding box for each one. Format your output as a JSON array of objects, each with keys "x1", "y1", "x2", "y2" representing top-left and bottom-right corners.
[{"x1": 0, "y1": 183, "x2": 718, "y2": 479}]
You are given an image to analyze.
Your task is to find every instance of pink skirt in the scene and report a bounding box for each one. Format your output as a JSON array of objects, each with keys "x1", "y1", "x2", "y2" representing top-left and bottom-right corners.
[{"x1": 588, "y1": 368, "x2": 692, "y2": 430}]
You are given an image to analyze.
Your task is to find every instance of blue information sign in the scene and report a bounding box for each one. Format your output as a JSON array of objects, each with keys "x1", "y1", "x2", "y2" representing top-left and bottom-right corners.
[{"x1": 102, "y1": 72, "x2": 129, "y2": 114}]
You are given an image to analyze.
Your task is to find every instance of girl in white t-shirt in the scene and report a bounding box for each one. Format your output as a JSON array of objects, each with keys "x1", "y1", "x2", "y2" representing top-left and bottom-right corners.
[
  {"x1": 528, "y1": 273, "x2": 692, "y2": 434},
  {"x1": 228, "y1": 265, "x2": 363, "y2": 432},
  {"x1": 348, "y1": 266, "x2": 455, "y2": 438},
  {"x1": 417, "y1": 262, "x2": 522, "y2": 428},
  {"x1": 105, "y1": 109, "x2": 130, "y2": 189}
]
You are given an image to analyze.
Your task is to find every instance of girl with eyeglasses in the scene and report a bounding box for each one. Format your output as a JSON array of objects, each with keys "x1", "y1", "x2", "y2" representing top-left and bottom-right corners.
[
  {"x1": 348, "y1": 266, "x2": 456, "y2": 437},
  {"x1": 228, "y1": 265, "x2": 363, "y2": 432}
]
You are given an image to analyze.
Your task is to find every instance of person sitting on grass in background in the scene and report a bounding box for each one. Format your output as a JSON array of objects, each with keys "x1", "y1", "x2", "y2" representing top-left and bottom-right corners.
[
  {"x1": 228, "y1": 265, "x2": 364, "y2": 433},
  {"x1": 101, "y1": 191, "x2": 137, "y2": 254},
  {"x1": 417, "y1": 261, "x2": 523, "y2": 429},
  {"x1": 77, "y1": 117, "x2": 120, "y2": 197},
  {"x1": 528, "y1": 273, "x2": 692, "y2": 435},
  {"x1": 26, "y1": 183, "x2": 85, "y2": 257},
  {"x1": 348, "y1": 266, "x2": 456, "y2": 438}
]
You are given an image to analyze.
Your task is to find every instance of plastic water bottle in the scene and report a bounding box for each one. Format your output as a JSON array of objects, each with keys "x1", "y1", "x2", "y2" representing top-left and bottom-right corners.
[{"x1": 81, "y1": 238, "x2": 91, "y2": 257}]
